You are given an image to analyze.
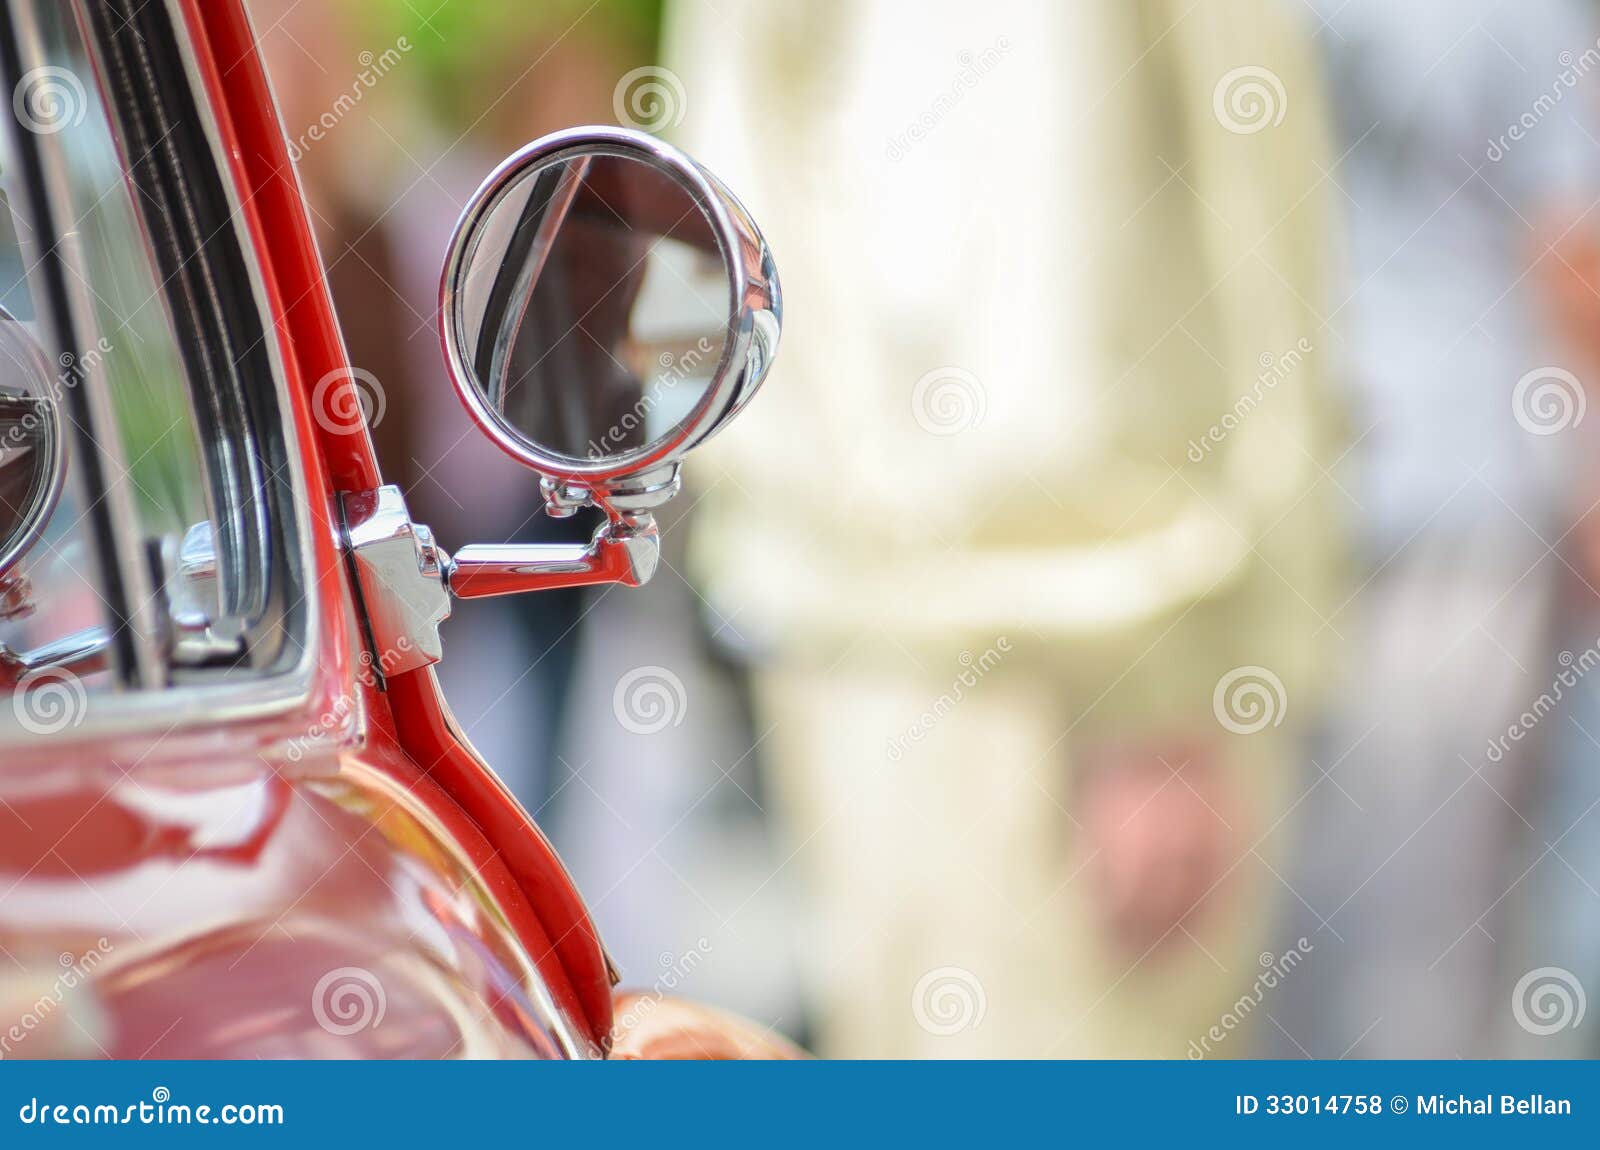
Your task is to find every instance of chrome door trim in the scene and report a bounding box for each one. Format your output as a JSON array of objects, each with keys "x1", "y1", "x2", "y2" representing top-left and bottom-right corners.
[
  {"x1": 155, "y1": 0, "x2": 319, "y2": 683},
  {"x1": 0, "y1": 0, "x2": 165, "y2": 687},
  {"x1": 0, "y1": 0, "x2": 322, "y2": 748}
]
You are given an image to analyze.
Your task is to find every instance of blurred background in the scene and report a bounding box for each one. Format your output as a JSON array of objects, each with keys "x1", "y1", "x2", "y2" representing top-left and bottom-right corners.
[{"x1": 250, "y1": 0, "x2": 1600, "y2": 1058}]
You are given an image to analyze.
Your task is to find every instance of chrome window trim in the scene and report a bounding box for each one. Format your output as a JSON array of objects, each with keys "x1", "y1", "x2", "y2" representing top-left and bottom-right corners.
[
  {"x1": 81, "y1": 0, "x2": 275, "y2": 639},
  {"x1": 152, "y1": 0, "x2": 320, "y2": 685},
  {"x1": 0, "y1": 0, "x2": 321, "y2": 749},
  {"x1": 0, "y1": 0, "x2": 165, "y2": 687}
]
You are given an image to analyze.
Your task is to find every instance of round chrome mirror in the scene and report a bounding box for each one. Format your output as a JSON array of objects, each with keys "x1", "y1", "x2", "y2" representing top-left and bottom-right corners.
[
  {"x1": 440, "y1": 126, "x2": 780, "y2": 518},
  {"x1": 0, "y1": 307, "x2": 64, "y2": 582},
  {"x1": 340, "y1": 128, "x2": 781, "y2": 662}
]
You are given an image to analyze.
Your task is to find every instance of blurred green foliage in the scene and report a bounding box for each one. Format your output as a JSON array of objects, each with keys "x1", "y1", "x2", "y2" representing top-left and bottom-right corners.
[{"x1": 344, "y1": 0, "x2": 664, "y2": 128}]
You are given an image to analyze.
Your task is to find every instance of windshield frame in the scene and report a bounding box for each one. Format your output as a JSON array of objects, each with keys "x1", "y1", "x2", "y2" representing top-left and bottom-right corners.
[{"x1": 0, "y1": 0, "x2": 323, "y2": 746}]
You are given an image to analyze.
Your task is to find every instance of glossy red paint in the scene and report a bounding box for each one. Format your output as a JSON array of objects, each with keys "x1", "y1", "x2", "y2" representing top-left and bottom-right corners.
[{"x1": 0, "y1": 748, "x2": 576, "y2": 1058}]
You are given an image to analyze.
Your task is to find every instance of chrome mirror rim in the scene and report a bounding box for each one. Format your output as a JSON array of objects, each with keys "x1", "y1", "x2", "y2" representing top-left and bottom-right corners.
[
  {"x1": 0, "y1": 307, "x2": 65, "y2": 577},
  {"x1": 438, "y1": 125, "x2": 780, "y2": 501}
]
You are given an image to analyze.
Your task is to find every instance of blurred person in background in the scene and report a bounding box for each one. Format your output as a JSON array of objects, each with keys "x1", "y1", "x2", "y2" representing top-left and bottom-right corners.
[
  {"x1": 670, "y1": 0, "x2": 1343, "y2": 1056},
  {"x1": 1268, "y1": 0, "x2": 1600, "y2": 1058}
]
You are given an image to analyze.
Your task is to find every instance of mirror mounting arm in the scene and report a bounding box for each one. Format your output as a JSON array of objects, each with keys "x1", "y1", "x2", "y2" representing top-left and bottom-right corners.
[
  {"x1": 445, "y1": 514, "x2": 660, "y2": 600},
  {"x1": 341, "y1": 486, "x2": 662, "y2": 684}
]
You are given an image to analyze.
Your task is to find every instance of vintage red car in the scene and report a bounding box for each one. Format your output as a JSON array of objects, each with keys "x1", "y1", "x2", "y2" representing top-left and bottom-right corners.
[{"x1": 0, "y1": 0, "x2": 789, "y2": 1060}]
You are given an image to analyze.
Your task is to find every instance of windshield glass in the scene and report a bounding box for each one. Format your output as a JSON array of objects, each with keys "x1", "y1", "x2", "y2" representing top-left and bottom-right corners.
[{"x1": 1, "y1": 3, "x2": 213, "y2": 708}]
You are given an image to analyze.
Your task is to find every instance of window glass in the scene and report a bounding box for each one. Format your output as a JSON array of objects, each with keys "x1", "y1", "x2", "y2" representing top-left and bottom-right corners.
[{"x1": 1, "y1": 5, "x2": 213, "y2": 702}]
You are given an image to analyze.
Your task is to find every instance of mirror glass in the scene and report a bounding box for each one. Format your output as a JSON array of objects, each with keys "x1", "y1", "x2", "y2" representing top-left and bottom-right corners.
[
  {"x1": 454, "y1": 151, "x2": 731, "y2": 463},
  {"x1": 0, "y1": 314, "x2": 62, "y2": 578}
]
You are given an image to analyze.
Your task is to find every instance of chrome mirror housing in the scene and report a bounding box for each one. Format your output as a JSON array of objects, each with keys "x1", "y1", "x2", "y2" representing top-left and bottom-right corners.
[
  {"x1": 0, "y1": 308, "x2": 65, "y2": 609},
  {"x1": 339, "y1": 128, "x2": 780, "y2": 678},
  {"x1": 0, "y1": 308, "x2": 99, "y2": 685},
  {"x1": 436, "y1": 126, "x2": 780, "y2": 602}
]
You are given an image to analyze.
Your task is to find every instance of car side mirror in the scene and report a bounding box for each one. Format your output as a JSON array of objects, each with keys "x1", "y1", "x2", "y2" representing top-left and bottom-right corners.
[
  {"x1": 437, "y1": 125, "x2": 780, "y2": 600},
  {"x1": 340, "y1": 127, "x2": 780, "y2": 677}
]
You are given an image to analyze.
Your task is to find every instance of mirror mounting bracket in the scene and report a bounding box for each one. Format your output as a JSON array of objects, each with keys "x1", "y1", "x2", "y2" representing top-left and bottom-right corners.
[
  {"x1": 539, "y1": 461, "x2": 680, "y2": 520},
  {"x1": 340, "y1": 486, "x2": 451, "y2": 682},
  {"x1": 445, "y1": 513, "x2": 659, "y2": 601},
  {"x1": 339, "y1": 485, "x2": 662, "y2": 680}
]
